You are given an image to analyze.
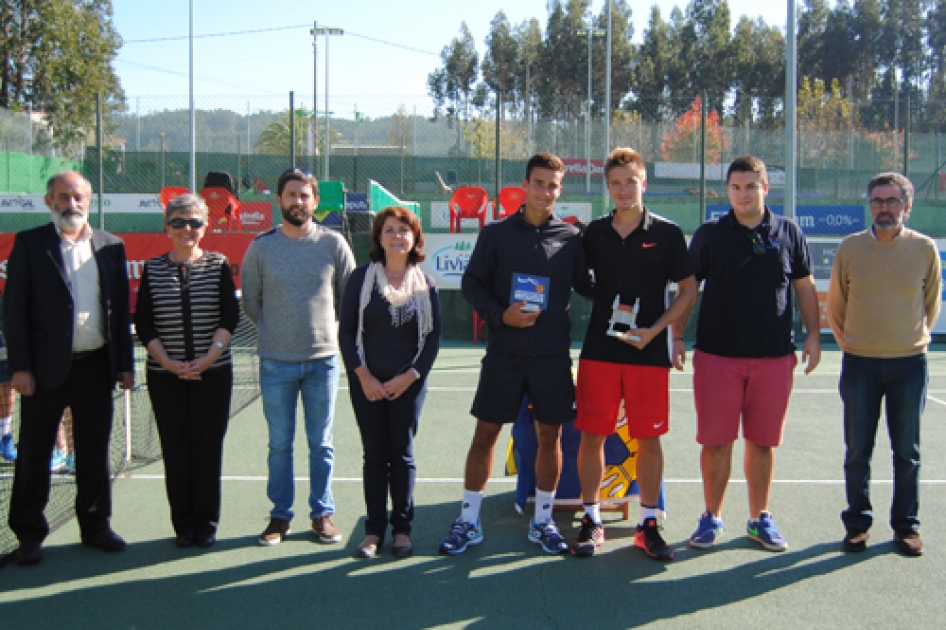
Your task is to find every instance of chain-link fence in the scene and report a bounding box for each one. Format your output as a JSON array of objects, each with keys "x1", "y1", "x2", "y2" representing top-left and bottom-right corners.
[{"x1": 3, "y1": 91, "x2": 946, "y2": 237}]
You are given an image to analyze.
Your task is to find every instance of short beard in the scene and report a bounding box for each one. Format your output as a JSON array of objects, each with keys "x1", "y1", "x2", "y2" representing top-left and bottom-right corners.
[
  {"x1": 280, "y1": 207, "x2": 308, "y2": 227},
  {"x1": 54, "y1": 210, "x2": 87, "y2": 233}
]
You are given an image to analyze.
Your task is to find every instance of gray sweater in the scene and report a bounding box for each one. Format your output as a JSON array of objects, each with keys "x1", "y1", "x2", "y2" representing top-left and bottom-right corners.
[{"x1": 241, "y1": 224, "x2": 355, "y2": 361}]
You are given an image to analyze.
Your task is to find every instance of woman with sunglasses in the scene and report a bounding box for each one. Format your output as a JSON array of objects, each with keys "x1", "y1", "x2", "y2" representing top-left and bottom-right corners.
[
  {"x1": 134, "y1": 194, "x2": 240, "y2": 548},
  {"x1": 339, "y1": 206, "x2": 441, "y2": 558}
]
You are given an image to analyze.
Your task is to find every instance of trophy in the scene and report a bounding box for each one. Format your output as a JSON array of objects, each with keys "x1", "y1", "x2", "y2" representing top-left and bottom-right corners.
[{"x1": 606, "y1": 295, "x2": 641, "y2": 342}]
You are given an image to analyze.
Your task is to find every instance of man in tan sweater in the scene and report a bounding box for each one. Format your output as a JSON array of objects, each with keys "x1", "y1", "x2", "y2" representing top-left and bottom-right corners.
[{"x1": 827, "y1": 172, "x2": 941, "y2": 557}]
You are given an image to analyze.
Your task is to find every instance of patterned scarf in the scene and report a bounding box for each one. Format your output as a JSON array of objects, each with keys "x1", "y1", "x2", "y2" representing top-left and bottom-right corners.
[{"x1": 355, "y1": 262, "x2": 433, "y2": 367}]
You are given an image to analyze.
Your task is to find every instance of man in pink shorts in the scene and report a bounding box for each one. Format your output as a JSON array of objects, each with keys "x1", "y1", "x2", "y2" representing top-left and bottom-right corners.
[
  {"x1": 681, "y1": 155, "x2": 821, "y2": 552},
  {"x1": 572, "y1": 148, "x2": 696, "y2": 559}
]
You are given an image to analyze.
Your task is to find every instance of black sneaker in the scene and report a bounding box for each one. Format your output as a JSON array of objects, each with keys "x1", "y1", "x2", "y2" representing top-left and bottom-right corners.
[
  {"x1": 635, "y1": 517, "x2": 674, "y2": 560},
  {"x1": 571, "y1": 514, "x2": 604, "y2": 557}
]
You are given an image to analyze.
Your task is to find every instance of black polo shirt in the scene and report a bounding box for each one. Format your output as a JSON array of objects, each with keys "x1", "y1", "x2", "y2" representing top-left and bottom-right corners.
[
  {"x1": 580, "y1": 208, "x2": 692, "y2": 367},
  {"x1": 689, "y1": 207, "x2": 812, "y2": 358}
]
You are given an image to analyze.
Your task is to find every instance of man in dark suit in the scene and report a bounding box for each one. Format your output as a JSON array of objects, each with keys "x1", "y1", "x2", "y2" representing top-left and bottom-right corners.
[{"x1": 5, "y1": 171, "x2": 135, "y2": 565}]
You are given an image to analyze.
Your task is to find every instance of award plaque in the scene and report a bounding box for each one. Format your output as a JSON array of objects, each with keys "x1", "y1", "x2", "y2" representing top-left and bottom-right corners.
[
  {"x1": 606, "y1": 295, "x2": 641, "y2": 342},
  {"x1": 510, "y1": 272, "x2": 550, "y2": 312}
]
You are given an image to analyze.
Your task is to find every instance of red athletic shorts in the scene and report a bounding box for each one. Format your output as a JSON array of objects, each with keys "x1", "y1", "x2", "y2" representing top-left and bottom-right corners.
[
  {"x1": 575, "y1": 359, "x2": 670, "y2": 438},
  {"x1": 692, "y1": 350, "x2": 797, "y2": 447}
]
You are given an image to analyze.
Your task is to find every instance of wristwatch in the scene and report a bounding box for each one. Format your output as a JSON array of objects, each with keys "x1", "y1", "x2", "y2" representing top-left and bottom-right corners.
[
  {"x1": 411, "y1": 367, "x2": 422, "y2": 380},
  {"x1": 213, "y1": 341, "x2": 226, "y2": 350}
]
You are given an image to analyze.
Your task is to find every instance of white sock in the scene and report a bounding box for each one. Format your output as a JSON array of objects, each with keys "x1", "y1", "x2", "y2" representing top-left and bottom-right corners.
[
  {"x1": 460, "y1": 490, "x2": 483, "y2": 524},
  {"x1": 0, "y1": 416, "x2": 10, "y2": 435},
  {"x1": 583, "y1": 502, "x2": 602, "y2": 525},
  {"x1": 639, "y1": 505, "x2": 658, "y2": 526},
  {"x1": 534, "y1": 489, "x2": 556, "y2": 524}
]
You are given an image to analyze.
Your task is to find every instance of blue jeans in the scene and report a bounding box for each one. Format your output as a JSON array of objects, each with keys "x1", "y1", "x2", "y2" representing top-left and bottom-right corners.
[
  {"x1": 260, "y1": 355, "x2": 339, "y2": 521},
  {"x1": 840, "y1": 353, "x2": 927, "y2": 534}
]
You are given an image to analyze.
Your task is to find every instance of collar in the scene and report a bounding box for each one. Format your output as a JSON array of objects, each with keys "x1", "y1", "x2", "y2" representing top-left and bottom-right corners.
[
  {"x1": 54, "y1": 221, "x2": 92, "y2": 244},
  {"x1": 724, "y1": 206, "x2": 773, "y2": 231},
  {"x1": 513, "y1": 205, "x2": 556, "y2": 229},
  {"x1": 869, "y1": 225, "x2": 903, "y2": 241},
  {"x1": 609, "y1": 206, "x2": 653, "y2": 233}
]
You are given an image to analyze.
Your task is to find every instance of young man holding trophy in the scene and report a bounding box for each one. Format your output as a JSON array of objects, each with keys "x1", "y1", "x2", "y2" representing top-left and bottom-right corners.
[{"x1": 572, "y1": 148, "x2": 697, "y2": 559}]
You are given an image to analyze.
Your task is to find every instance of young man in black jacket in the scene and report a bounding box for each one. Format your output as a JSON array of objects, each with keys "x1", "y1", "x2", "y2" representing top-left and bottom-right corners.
[{"x1": 440, "y1": 153, "x2": 592, "y2": 556}]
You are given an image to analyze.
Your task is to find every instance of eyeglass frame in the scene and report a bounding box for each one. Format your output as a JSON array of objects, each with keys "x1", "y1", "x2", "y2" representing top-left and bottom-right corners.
[
  {"x1": 868, "y1": 197, "x2": 905, "y2": 211},
  {"x1": 166, "y1": 217, "x2": 206, "y2": 230}
]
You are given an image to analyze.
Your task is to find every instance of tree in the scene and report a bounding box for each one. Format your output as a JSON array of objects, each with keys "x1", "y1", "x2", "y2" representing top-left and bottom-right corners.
[
  {"x1": 427, "y1": 23, "x2": 479, "y2": 124},
  {"x1": 660, "y1": 95, "x2": 730, "y2": 163},
  {"x1": 797, "y1": 77, "x2": 856, "y2": 167},
  {"x1": 254, "y1": 110, "x2": 342, "y2": 156},
  {"x1": 0, "y1": 0, "x2": 124, "y2": 152}
]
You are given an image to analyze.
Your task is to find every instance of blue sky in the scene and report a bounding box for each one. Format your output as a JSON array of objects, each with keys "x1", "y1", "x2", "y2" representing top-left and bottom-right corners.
[{"x1": 113, "y1": 0, "x2": 791, "y2": 114}]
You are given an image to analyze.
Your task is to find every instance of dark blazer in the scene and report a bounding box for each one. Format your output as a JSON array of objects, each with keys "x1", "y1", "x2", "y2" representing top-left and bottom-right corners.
[{"x1": 3, "y1": 222, "x2": 134, "y2": 390}]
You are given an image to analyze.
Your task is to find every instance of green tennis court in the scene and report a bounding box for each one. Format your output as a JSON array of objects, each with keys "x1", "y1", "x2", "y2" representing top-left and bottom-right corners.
[{"x1": 2, "y1": 343, "x2": 945, "y2": 628}]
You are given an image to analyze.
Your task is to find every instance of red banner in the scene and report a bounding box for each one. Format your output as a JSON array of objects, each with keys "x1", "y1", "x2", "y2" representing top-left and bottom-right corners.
[
  {"x1": 562, "y1": 158, "x2": 604, "y2": 178},
  {"x1": 0, "y1": 232, "x2": 257, "y2": 311}
]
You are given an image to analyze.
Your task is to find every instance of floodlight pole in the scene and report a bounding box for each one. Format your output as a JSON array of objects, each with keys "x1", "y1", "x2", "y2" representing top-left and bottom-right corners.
[
  {"x1": 785, "y1": 0, "x2": 797, "y2": 220},
  {"x1": 189, "y1": 0, "x2": 196, "y2": 192},
  {"x1": 604, "y1": 0, "x2": 612, "y2": 200},
  {"x1": 312, "y1": 22, "x2": 319, "y2": 179},
  {"x1": 311, "y1": 25, "x2": 345, "y2": 180},
  {"x1": 577, "y1": 23, "x2": 606, "y2": 194}
]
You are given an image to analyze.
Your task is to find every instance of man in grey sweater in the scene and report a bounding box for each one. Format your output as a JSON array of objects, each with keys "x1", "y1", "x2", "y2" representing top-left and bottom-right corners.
[{"x1": 242, "y1": 168, "x2": 355, "y2": 545}]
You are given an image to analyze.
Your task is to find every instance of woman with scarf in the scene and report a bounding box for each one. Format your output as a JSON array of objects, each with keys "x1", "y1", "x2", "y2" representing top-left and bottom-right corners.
[{"x1": 339, "y1": 206, "x2": 441, "y2": 559}]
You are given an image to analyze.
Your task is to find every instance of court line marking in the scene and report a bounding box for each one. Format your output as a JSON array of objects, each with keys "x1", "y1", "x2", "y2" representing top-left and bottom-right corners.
[
  {"x1": 117, "y1": 474, "x2": 946, "y2": 485},
  {"x1": 337, "y1": 387, "x2": 946, "y2": 394},
  {"x1": 928, "y1": 395, "x2": 946, "y2": 406}
]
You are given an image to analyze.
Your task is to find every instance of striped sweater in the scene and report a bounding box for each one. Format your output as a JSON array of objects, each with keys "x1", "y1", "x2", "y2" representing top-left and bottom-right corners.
[{"x1": 134, "y1": 251, "x2": 240, "y2": 372}]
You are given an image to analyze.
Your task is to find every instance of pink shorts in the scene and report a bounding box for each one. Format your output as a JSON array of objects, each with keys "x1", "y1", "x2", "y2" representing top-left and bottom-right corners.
[
  {"x1": 692, "y1": 350, "x2": 797, "y2": 447},
  {"x1": 575, "y1": 359, "x2": 669, "y2": 438}
]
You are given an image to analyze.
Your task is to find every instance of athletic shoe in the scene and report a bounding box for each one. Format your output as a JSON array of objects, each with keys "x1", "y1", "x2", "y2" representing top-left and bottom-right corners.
[
  {"x1": 311, "y1": 515, "x2": 343, "y2": 543},
  {"x1": 0, "y1": 434, "x2": 16, "y2": 461},
  {"x1": 571, "y1": 514, "x2": 604, "y2": 557},
  {"x1": 50, "y1": 449, "x2": 68, "y2": 472},
  {"x1": 258, "y1": 518, "x2": 291, "y2": 546},
  {"x1": 439, "y1": 518, "x2": 484, "y2": 555},
  {"x1": 747, "y1": 512, "x2": 789, "y2": 552},
  {"x1": 528, "y1": 518, "x2": 569, "y2": 555},
  {"x1": 689, "y1": 511, "x2": 725, "y2": 549},
  {"x1": 635, "y1": 517, "x2": 674, "y2": 560}
]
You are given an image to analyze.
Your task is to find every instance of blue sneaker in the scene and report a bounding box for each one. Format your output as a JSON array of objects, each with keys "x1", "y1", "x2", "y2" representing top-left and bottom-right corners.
[
  {"x1": 689, "y1": 511, "x2": 725, "y2": 549},
  {"x1": 0, "y1": 434, "x2": 16, "y2": 461},
  {"x1": 747, "y1": 512, "x2": 788, "y2": 552},
  {"x1": 439, "y1": 518, "x2": 484, "y2": 555},
  {"x1": 528, "y1": 518, "x2": 569, "y2": 554},
  {"x1": 50, "y1": 449, "x2": 68, "y2": 472}
]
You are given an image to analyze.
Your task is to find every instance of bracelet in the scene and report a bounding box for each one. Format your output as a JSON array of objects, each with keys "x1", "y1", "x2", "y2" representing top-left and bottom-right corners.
[
  {"x1": 411, "y1": 367, "x2": 422, "y2": 380},
  {"x1": 213, "y1": 341, "x2": 226, "y2": 350}
]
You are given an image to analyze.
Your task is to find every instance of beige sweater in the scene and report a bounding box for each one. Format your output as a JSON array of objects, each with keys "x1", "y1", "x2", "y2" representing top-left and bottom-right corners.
[{"x1": 827, "y1": 228, "x2": 941, "y2": 358}]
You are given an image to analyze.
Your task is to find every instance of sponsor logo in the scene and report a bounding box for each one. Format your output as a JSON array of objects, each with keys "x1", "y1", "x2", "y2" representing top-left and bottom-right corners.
[
  {"x1": 433, "y1": 243, "x2": 473, "y2": 278},
  {"x1": 642, "y1": 242, "x2": 657, "y2": 249}
]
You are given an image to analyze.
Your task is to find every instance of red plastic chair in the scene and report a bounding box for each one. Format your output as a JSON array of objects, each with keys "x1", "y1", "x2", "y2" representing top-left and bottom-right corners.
[
  {"x1": 159, "y1": 186, "x2": 190, "y2": 209},
  {"x1": 493, "y1": 186, "x2": 526, "y2": 219},
  {"x1": 199, "y1": 186, "x2": 242, "y2": 232},
  {"x1": 448, "y1": 186, "x2": 489, "y2": 233}
]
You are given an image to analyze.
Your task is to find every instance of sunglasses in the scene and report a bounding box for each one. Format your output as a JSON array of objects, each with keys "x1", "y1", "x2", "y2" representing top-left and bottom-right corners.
[
  {"x1": 166, "y1": 218, "x2": 206, "y2": 230},
  {"x1": 746, "y1": 230, "x2": 766, "y2": 256}
]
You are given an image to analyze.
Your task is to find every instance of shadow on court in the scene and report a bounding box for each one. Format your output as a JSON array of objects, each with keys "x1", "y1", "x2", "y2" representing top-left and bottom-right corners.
[{"x1": 0, "y1": 492, "x2": 881, "y2": 629}]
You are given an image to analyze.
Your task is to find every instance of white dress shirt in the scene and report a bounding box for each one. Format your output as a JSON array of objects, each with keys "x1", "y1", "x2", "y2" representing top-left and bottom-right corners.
[{"x1": 57, "y1": 223, "x2": 106, "y2": 352}]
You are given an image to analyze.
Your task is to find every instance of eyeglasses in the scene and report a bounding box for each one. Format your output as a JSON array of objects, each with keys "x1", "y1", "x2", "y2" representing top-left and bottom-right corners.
[
  {"x1": 166, "y1": 218, "x2": 206, "y2": 230},
  {"x1": 746, "y1": 230, "x2": 766, "y2": 256},
  {"x1": 869, "y1": 197, "x2": 904, "y2": 210},
  {"x1": 281, "y1": 167, "x2": 313, "y2": 177}
]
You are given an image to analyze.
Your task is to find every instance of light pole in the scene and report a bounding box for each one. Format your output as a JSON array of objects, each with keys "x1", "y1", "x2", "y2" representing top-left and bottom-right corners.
[
  {"x1": 785, "y1": 0, "x2": 797, "y2": 219},
  {"x1": 311, "y1": 23, "x2": 344, "y2": 180},
  {"x1": 577, "y1": 22, "x2": 606, "y2": 194}
]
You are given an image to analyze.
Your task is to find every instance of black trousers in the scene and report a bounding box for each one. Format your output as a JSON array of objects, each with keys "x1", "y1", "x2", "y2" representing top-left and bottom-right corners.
[
  {"x1": 349, "y1": 375, "x2": 426, "y2": 540},
  {"x1": 9, "y1": 347, "x2": 114, "y2": 544},
  {"x1": 146, "y1": 366, "x2": 232, "y2": 537}
]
